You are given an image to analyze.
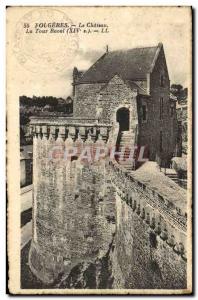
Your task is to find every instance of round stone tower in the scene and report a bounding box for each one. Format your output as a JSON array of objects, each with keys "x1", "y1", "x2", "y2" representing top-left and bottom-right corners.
[{"x1": 28, "y1": 119, "x2": 116, "y2": 284}]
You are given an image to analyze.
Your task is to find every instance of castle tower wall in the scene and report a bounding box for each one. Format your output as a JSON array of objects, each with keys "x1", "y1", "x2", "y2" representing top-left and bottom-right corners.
[{"x1": 29, "y1": 120, "x2": 115, "y2": 283}]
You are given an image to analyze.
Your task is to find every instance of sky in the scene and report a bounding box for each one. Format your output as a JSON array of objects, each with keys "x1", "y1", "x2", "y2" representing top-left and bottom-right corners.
[{"x1": 7, "y1": 6, "x2": 192, "y2": 99}]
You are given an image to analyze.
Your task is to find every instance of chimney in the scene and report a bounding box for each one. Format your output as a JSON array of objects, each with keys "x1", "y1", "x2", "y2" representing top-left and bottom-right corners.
[
  {"x1": 73, "y1": 67, "x2": 78, "y2": 82},
  {"x1": 106, "y1": 45, "x2": 109, "y2": 53}
]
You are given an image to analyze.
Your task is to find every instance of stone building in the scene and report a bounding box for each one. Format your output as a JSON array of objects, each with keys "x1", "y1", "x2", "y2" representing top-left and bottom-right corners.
[
  {"x1": 28, "y1": 43, "x2": 187, "y2": 289},
  {"x1": 73, "y1": 42, "x2": 178, "y2": 166}
]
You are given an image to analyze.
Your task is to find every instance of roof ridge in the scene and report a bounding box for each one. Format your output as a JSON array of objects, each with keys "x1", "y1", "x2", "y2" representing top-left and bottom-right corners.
[
  {"x1": 149, "y1": 43, "x2": 163, "y2": 73},
  {"x1": 108, "y1": 45, "x2": 158, "y2": 53}
]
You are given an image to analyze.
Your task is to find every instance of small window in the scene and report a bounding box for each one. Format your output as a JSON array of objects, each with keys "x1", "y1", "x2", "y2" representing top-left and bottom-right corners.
[
  {"x1": 170, "y1": 104, "x2": 175, "y2": 117},
  {"x1": 160, "y1": 131, "x2": 163, "y2": 152},
  {"x1": 142, "y1": 105, "x2": 147, "y2": 122},
  {"x1": 160, "y1": 97, "x2": 163, "y2": 120},
  {"x1": 160, "y1": 74, "x2": 164, "y2": 87}
]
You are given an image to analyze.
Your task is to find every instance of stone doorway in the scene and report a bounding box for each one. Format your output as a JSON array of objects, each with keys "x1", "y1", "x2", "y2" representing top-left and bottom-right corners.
[{"x1": 116, "y1": 107, "x2": 130, "y2": 131}]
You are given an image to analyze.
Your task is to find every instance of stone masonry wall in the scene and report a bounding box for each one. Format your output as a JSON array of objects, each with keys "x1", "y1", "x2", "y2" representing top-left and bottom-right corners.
[
  {"x1": 97, "y1": 75, "x2": 138, "y2": 128},
  {"x1": 29, "y1": 120, "x2": 187, "y2": 289},
  {"x1": 29, "y1": 131, "x2": 116, "y2": 284},
  {"x1": 147, "y1": 46, "x2": 177, "y2": 162},
  {"x1": 74, "y1": 83, "x2": 105, "y2": 119},
  {"x1": 110, "y1": 194, "x2": 186, "y2": 289},
  {"x1": 107, "y1": 161, "x2": 187, "y2": 289}
]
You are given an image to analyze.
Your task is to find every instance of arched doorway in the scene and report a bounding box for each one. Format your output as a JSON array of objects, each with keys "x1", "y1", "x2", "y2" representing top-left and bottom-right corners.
[{"x1": 116, "y1": 107, "x2": 130, "y2": 131}]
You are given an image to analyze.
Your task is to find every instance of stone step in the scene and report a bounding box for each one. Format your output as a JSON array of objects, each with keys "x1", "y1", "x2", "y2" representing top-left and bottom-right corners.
[
  {"x1": 119, "y1": 141, "x2": 133, "y2": 145},
  {"x1": 165, "y1": 173, "x2": 181, "y2": 185},
  {"x1": 121, "y1": 133, "x2": 134, "y2": 136},
  {"x1": 118, "y1": 166, "x2": 134, "y2": 170},
  {"x1": 117, "y1": 163, "x2": 134, "y2": 167},
  {"x1": 118, "y1": 144, "x2": 133, "y2": 147},
  {"x1": 167, "y1": 175, "x2": 178, "y2": 180},
  {"x1": 168, "y1": 177, "x2": 178, "y2": 180},
  {"x1": 120, "y1": 142, "x2": 133, "y2": 145},
  {"x1": 121, "y1": 131, "x2": 134, "y2": 135},
  {"x1": 120, "y1": 135, "x2": 134, "y2": 138},
  {"x1": 120, "y1": 136, "x2": 134, "y2": 140},
  {"x1": 171, "y1": 178, "x2": 179, "y2": 182},
  {"x1": 120, "y1": 139, "x2": 134, "y2": 142},
  {"x1": 117, "y1": 161, "x2": 134, "y2": 165},
  {"x1": 117, "y1": 149, "x2": 134, "y2": 156},
  {"x1": 118, "y1": 164, "x2": 133, "y2": 168},
  {"x1": 117, "y1": 131, "x2": 136, "y2": 171},
  {"x1": 118, "y1": 158, "x2": 133, "y2": 162},
  {"x1": 117, "y1": 147, "x2": 134, "y2": 151}
]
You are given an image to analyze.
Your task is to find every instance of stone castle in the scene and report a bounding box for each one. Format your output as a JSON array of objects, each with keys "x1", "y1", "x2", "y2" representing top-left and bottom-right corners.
[{"x1": 28, "y1": 43, "x2": 187, "y2": 289}]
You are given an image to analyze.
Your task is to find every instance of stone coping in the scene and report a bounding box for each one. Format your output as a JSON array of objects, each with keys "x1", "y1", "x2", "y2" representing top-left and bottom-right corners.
[
  {"x1": 30, "y1": 116, "x2": 111, "y2": 127},
  {"x1": 109, "y1": 160, "x2": 187, "y2": 232}
]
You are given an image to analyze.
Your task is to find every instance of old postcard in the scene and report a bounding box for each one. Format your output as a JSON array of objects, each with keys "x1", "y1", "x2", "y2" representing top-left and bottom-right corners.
[{"x1": 7, "y1": 6, "x2": 192, "y2": 295}]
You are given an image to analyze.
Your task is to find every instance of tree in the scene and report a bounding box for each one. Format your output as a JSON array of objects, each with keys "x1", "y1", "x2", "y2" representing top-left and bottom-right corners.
[{"x1": 170, "y1": 84, "x2": 187, "y2": 103}]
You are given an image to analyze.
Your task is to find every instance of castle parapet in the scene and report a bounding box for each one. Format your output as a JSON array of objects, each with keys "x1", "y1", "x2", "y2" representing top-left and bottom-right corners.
[
  {"x1": 30, "y1": 116, "x2": 112, "y2": 142},
  {"x1": 108, "y1": 159, "x2": 187, "y2": 260}
]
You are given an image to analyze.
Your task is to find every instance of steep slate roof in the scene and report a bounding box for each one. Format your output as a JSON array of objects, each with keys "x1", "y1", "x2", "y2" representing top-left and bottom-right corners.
[{"x1": 77, "y1": 44, "x2": 160, "y2": 84}]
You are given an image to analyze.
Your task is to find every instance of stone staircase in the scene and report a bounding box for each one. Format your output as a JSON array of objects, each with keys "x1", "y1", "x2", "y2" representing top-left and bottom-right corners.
[
  {"x1": 166, "y1": 173, "x2": 179, "y2": 185},
  {"x1": 167, "y1": 173, "x2": 187, "y2": 189},
  {"x1": 116, "y1": 131, "x2": 135, "y2": 171},
  {"x1": 161, "y1": 168, "x2": 179, "y2": 183},
  {"x1": 162, "y1": 168, "x2": 187, "y2": 189}
]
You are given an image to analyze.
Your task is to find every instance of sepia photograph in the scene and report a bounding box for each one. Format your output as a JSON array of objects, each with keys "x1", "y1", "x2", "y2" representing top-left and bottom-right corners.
[{"x1": 7, "y1": 6, "x2": 192, "y2": 295}]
